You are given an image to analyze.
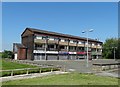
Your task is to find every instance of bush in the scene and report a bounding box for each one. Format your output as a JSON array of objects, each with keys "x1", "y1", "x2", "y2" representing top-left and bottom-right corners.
[{"x1": 2, "y1": 50, "x2": 14, "y2": 59}]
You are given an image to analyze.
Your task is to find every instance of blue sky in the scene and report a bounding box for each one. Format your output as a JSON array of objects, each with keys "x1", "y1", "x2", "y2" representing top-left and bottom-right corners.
[{"x1": 2, "y1": 2, "x2": 118, "y2": 51}]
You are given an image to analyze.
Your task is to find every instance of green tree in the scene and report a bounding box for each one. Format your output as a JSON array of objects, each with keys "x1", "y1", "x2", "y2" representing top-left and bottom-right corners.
[
  {"x1": 102, "y1": 38, "x2": 119, "y2": 59},
  {"x1": 2, "y1": 50, "x2": 13, "y2": 58}
]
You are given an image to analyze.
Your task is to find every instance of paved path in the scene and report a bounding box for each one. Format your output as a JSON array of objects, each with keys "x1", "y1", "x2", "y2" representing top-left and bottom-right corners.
[
  {"x1": 0, "y1": 71, "x2": 69, "y2": 82},
  {"x1": 95, "y1": 69, "x2": 120, "y2": 78}
]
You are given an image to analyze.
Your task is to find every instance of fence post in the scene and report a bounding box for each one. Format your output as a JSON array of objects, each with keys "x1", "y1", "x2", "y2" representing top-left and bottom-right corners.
[
  {"x1": 64, "y1": 65, "x2": 66, "y2": 72},
  {"x1": 39, "y1": 68, "x2": 41, "y2": 73},
  {"x1": 26, "y1": 69, "x2": 29, "y2": 74},
  {"x1": 51, "y1": 68, "x2": 53, "y2": 72},
  {"x1": 60, "y1": 66, "x2": 62, "y2": 71},
  {"x1": 11, "y1": 70, "x2": 13, "y2": 76}
]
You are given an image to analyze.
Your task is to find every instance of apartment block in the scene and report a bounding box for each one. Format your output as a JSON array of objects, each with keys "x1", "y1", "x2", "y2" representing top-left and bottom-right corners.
[{"x1": 13, "y1": 28, "x2": 102, "y2": 60}]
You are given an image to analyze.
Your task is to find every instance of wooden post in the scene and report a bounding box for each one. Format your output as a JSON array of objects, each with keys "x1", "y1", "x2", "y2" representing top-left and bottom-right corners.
[
  {"x1": 64, "y1": 65, "x2": 66, "y2": 72},
  {"x1": 39, "y1": 68, "x2": 41, "y2": 73},
  {"x1": 26, "y1": 69, "x2": 29, "y2": 74},
  {"x1": 51, "y1": 68, "x2": 53, "y2": 72},
  {"x1": 11, "y1": 70, "x2": 13, "y2": 76}
]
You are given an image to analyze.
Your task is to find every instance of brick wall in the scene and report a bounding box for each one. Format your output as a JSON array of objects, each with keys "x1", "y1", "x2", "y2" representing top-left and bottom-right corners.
[{"x1": 17, "y1": 48, "x2": 26, "y2": 60}]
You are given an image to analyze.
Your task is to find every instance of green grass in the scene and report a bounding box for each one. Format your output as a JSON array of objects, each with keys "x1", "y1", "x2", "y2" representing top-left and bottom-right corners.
[
  {"x1": 0, "y1": 59, "x2": 59, "y2": 77},
  {"x1": 2, "y1": 73, "x2": 119, "y2": 85},
  {"x1": 1, "y1": 59, "x2": 36, "y2": 70}
]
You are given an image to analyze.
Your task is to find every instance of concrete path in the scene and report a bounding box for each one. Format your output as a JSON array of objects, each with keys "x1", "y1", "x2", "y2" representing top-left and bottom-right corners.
[
  {"x1": 95, "y1": 69, "x2": 120, "y2": 78},
  {"x1": 0, "y1": 71, "x2": 69, "y2": 82}
]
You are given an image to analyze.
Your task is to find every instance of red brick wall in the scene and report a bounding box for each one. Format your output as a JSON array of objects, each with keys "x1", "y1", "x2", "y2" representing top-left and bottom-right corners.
[{"x1": 17, "y1": 48, "x2": 26, "y2": 60}]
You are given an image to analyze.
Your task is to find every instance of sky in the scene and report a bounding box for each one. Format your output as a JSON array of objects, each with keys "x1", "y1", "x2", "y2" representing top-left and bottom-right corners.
[{"x1": 2, "y1": 2, "x2": 118, "y2": 51}]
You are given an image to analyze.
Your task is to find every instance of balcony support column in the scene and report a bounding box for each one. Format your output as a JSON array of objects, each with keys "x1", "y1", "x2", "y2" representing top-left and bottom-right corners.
[
  {"x1": 76, "y1": 41, "x2": 78, "y2": 59},
  {"x1": 57, "y1": 38, "x2": 60, "y2": 60},
  {"x1": 67, "y1": 39, "x2": 70, "y2": 60}
]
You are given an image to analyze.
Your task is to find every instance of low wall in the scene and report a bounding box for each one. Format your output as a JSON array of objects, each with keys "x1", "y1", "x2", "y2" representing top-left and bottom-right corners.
[{"x1": 93, "y1": 63, "x2": 120, "y2": 72}]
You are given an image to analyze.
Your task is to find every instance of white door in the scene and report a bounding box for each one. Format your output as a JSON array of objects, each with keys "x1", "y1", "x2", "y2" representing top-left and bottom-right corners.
[{"x1": 14, "y1": 53, "x2": 17, "y2": 60}]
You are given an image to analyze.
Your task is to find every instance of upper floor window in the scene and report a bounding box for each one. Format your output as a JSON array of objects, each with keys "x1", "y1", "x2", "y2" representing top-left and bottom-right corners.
[
  {"x1": 42, "y1": 36, "x2": 47, "y2": 40},
  {"x1": 73, "y1": 40, "x2": 77, "y2": 44},
  {"x1": 85, "y1": 42, "x2": 91, "y2": 45},
  {"x1": 70, "y1": 40, "x2": 73, "y2": 43},
  {"x1": 78, "y1": 41, "x2": 82, "y2": 44},
  {"x1": 92, "y1": 43, "x2": 95, "y2": 46},
  {"x1": 35, "y1": 36, "x2": 42, "y2": 39},
  {"x1": 97, "y1": 43, "x2": 101, "y2": 46},
  {"x1": 60, "y1": 39, "x2": 65, "y2": 42},
  {"x1": 48, "y1": 37, "x2": 54, "y2": 40},
  {"x1": 54, "y1": 38, "x2": 59, "y2": 41}
]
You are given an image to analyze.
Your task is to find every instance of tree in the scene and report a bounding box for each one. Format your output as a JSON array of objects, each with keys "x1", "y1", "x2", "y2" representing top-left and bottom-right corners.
[
  {"x1": 2, "y1": 50, "x2": 14, "y2": 59},
  {"x1": 102, "y1": 38, "x2": 119, "y2": 59}
]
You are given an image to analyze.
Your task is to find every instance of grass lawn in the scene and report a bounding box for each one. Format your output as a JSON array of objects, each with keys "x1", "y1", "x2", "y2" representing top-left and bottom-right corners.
[
  {"x1": 1, "y1": 59, "x2": 37, "y2": 70},
  {"x1": 2, "y1": 73, "x2": 119, "y2": 85}
]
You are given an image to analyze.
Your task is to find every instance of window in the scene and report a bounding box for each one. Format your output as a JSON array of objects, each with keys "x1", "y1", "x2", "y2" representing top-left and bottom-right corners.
[
  {"x1": 78, "y1": 42, "x2": 81, "y2": 44},
  {"x1": 81, "y1": 41, "x2": 85, "y2": 44},
  {"x1": 48, "y1": 44, "x2": 54, "y2": 48},
  {"x1": 61, "y1": 39, "x2": 65, "y2": 42},
  {"x1": 97, "y1": 43, "x2": 100, "y2": 46},
  {"x1": 48, "y1": 36, "x2": 55, "y2": 40},
  {"x1": 60, "y1": 45, "x2": 65, "y2": 49},
  {"x1": 73, "y1": 40, "x2": 77, "y2": 44},
  {"x1": 92, "y1": 43, "x2": 95, "y2": 46},
  {"x1": 54, "y1": 38, "x2": 59, "y2": 41},
  {"x1": 70, "y1": 40, "x2": 73, "y2": 43},
  {"x1": 49, "y1": 38, "x2": 54, "y2": 40},
  {"x1": 65, "y1": 39, "x2": 68, "y2": 42},
  {"x1": 42, "y1": 36, "x2": 47, "y2": 40},
  {"x1": 35, "y1": 35, "x2": 42, "y2": 39},
  {"x1": 35, "y1": 44, "x2": 43, "y2": 48}
]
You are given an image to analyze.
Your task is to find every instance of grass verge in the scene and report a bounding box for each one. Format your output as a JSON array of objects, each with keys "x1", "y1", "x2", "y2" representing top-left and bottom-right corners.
[
  {"x1": 2, "y1": 73, "x2": 119, "y2": 85},
  {"x1": 1, "y1": 59, "x2": 36, "y2": 70},
  {"x1": 0, "y1": 59, "x2": 59, "y2": 77}
]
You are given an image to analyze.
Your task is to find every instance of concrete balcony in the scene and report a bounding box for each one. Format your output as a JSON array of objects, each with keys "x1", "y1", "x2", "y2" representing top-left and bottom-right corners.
[
  {"x1": 97, "y1": 46, "x2": 102, "y2": 48},
  {"x1": 69, "y1": 43, "x2": 77, "y2": 46},
  {"x1": 34, "y1": 39, "x2": 46, "y2": 43},
  {"x1": 59, "y1": 41, "x2": 68, "y2": 45},
  {"x1": 91, "y1": 45, "x2": 97, "y2": 48},
  {"x1": 85, "y1": 44, "x2": 91, "y2": 47},
  {"x1": 77, "y1": 44, "x2": 84, "y2": 47},
  {"x1": 48, "y1": 40, "x2": 58, "y2": 44}
]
